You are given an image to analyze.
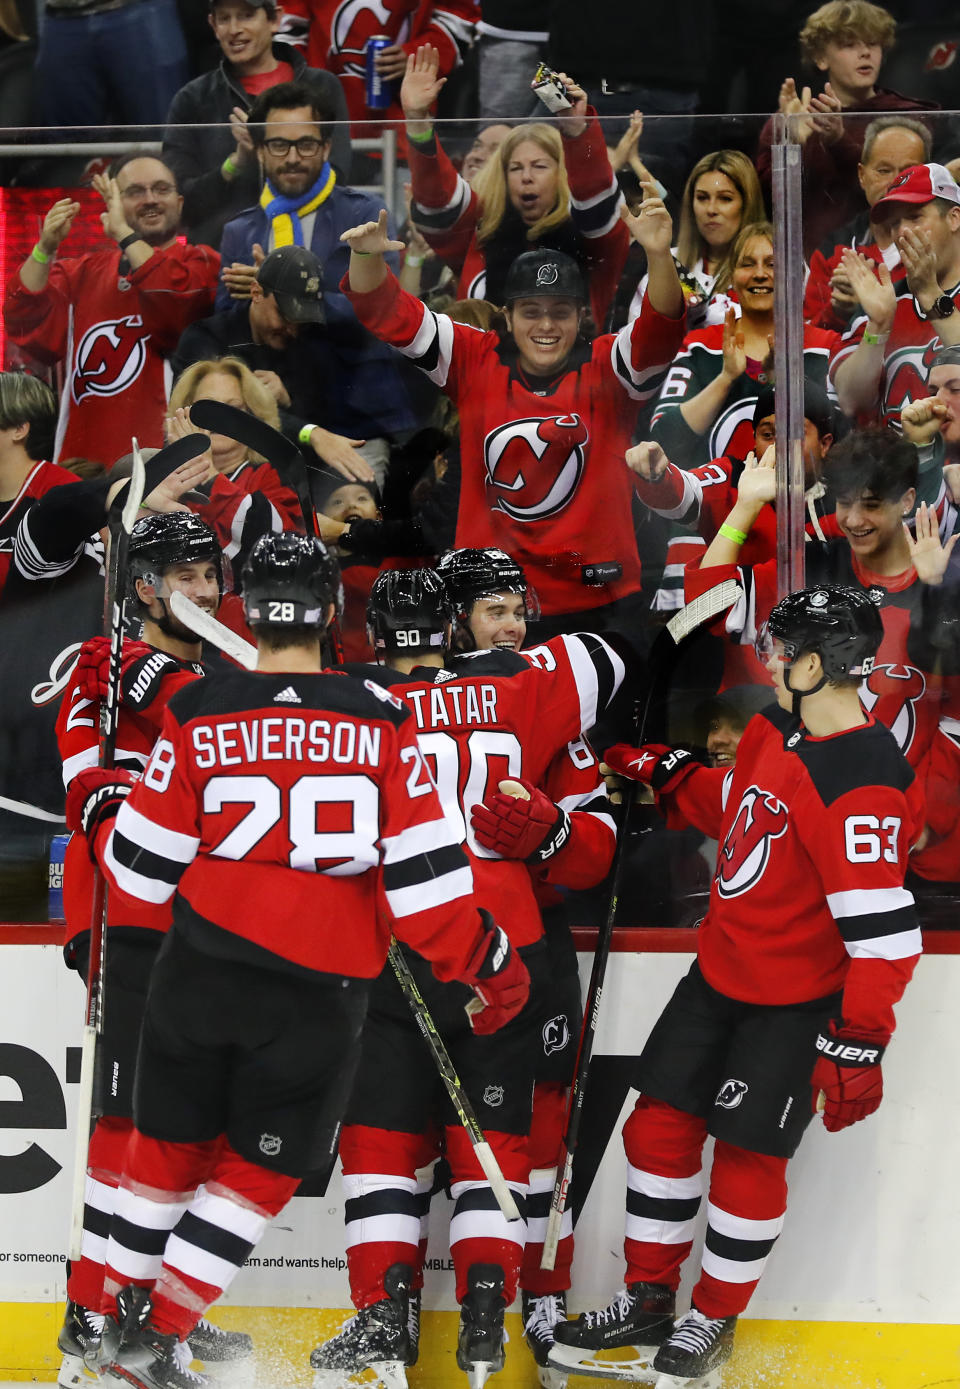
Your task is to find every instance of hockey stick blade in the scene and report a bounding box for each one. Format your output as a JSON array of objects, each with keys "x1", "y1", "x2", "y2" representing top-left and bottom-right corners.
[
  {"x1": 387, "y1": 941, "x2": 520, "y2": 1223},
  {"x1": 188, "y1": 398, "x2": 304, "y2": 472},
  {"x1": 666, "y1": 577, "x2": 741, "y2": 643},
  {"x1": 169, "y1": 592, "x2": 257, "y2": 669}
]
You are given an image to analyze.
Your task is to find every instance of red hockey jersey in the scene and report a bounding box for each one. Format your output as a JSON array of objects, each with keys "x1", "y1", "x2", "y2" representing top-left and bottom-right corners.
[
  {"x1": 0, "y1": 460, "x2": 74, "y2": 600},
  {"x1": 3, "y1": 244, "x2": 220, "y2": 467},
  {"x1": 95, "y1": 666, "x2": 489, "y2": 980},
  {"x1": 408, "y1": 106, "x2": 628, "y2": 330},
  {"x1": 344, "y1": 269, "x2": 684, "y2": 613},
  {"x1": 660, "y1": 703, "x2": 923, "y2": 1037}
]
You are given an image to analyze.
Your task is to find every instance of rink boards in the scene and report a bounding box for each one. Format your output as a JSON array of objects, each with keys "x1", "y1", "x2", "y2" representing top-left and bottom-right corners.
[{"x1": 1, "y1": 932, "x2": 958, "y2": 1387}]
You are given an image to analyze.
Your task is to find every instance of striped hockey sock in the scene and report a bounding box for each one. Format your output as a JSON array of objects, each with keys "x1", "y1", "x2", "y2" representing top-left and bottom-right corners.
[
  {"x1": 693, "y1": 1141, "x2": 788, "y2": 1318},
  {"x1": 622, "y1": 1096, "x2": 707, "y2": 1289},
  {"x1": 68, "y1": 1115, "x2": 132, "y2": 1312}
]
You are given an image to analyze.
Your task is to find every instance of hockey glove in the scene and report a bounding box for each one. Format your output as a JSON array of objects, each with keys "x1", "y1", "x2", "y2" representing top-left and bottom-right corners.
[
  {"x1": 74, "y1": 636, "x2": 156, "y2": 705},
  {"x1": 66, "y1": 767, "x2": 138, "y2": 845},
  {"x1": 603, "y1": 743, "x2": 697, "y2": 795},
  {"x1": 461, "y1": 911, "x2": 530, "y2": 1036},
  {"x1": 470, "y1": 778, "x2": 571, "y2": 863},
  {"x1": 811, "y1": 1020, "x2": 887, "y2": 1133}
]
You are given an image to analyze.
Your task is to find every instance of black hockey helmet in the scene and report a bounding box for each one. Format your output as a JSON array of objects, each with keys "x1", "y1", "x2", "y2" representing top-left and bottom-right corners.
[
  {"x1": 503, "y1": 249, "x2": 586, "y2": 304},
  {"x1": 242, "y1": 532, "x2": 341, "y2": 628},
  {"x1": 764, "y1": 586, "x2": 883, "y2": 708},
  {"x1": 366, "y1": 567, "x2": 452, "y2": 659},
  {"x1": 129, "y1": 512, "x2": 223, "y2": 609}
]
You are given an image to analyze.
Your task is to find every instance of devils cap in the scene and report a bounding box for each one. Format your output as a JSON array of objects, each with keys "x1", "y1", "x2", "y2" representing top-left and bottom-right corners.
[
  {"x1": 503, "y1": 249, "x2": 586, "y2": 304},
  {"x1": 257, "y1": 245, "x2": 325, "y2": 324},
  {"x1": 871, "y1": 162, "x2": 960, "y2": 219}
]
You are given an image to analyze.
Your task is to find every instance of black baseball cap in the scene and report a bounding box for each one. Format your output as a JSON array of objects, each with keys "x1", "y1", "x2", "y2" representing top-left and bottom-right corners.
[
  {"x1": 208, "y1": 0, "x2": 275, "y2": 11},
  {"x1": 256, "y1": 245, "x2": 325, "y2": 325}
]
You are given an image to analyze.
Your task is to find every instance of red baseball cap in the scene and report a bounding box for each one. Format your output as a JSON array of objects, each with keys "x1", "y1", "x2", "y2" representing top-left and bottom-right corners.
[{"x1": 872, "y1": 162, "x2": 960, "y2": 219}]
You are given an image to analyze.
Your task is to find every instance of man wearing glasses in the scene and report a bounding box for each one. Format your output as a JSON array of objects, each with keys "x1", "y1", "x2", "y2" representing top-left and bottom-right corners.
[
  {"x1": 3, "y1": 154, "x2": 220, "y2": 470},
  {"x1": 216, "y1": 81, "x2": 437, "y2": 487}
]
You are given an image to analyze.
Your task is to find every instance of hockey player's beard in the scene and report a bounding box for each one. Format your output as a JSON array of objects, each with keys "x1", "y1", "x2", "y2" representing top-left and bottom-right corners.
[{"x1": 154, "y1": 601, "x2": 212, "y2": 645}]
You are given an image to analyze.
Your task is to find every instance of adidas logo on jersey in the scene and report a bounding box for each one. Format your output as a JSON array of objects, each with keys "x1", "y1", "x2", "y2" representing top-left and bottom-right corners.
[{"x1": 273, "y1": 685, "x2": 301, "y2": 704}]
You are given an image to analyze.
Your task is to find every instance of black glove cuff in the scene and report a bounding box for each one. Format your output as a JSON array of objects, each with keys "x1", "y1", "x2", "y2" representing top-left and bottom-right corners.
[
  {"x1": 528, "y1": 804, "x2": 572, "y2": 864},
  {"x1": 650, "y1": 746, "x2": 695, "y2": 793},
  {"x1": 81, "y1": 783, "x2": 132, "y2": 850},
  {"x1": 475, "y1": 917, "x2": 511, "y2": 979},
  {"x1": 816, "y1": 1029, "x2": 886, "y2": 1068}
]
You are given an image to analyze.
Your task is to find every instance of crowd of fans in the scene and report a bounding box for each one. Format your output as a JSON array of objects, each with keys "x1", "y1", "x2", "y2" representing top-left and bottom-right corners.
[{"x1": 0, "y1": 0, "x2": 959, "y2": 926}]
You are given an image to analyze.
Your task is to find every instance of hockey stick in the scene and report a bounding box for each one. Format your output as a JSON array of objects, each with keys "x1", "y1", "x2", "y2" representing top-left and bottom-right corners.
[
  {"x1": 540, "y1": 578, "x2": 742, "y2": 1270},
  {"x1": 166, "y1": 593, "x2": 519, "y2": 1222},
  {"x1": 169, "y1": 591, "x2": 258, "y2": 669},
  {"x1": 186, "y1": 399, "x2": 346, "y2": 663},
  {"x1": 68, "y1": 444, "x2": 147, "y2": 1260},
  {"x1": 387, "y1": 940, "x2": 521, "y2": 1223}
]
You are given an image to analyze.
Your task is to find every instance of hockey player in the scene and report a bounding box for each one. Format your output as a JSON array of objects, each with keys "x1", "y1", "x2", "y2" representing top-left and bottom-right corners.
[
  {"x1": 437, "y1": 548, "x2": 618, "y2": 1377},
  {"x1": 55, "y1": 514, "x2": 250, "y2": 1387},
  {"x1": 312, "y1": 566, "x2": 623, "y2": 1387},
  {"x1": 69, "y1": 533, "x2": 526, "y2": 1389},
  {"x1": 340, "y1": 204, "x2": 684, "y2": 632},
  {"x1": 551, "y1": 585, "x2": 923, "y2": 1385}
]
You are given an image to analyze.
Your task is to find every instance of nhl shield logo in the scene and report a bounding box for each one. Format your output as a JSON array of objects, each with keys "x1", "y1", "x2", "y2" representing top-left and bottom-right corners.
[
  {"x1": 542, "y1": 1013, "x2": 571, "y2": 1056},
  {"x1": 259, "y1": 1133, "x2": 282, "y2": 1157},
  {"x1": 483, "y1": 1085, "x2": 505, "y2": 1108},
  {"x1": 716, "y1": 1078, "x2": 749, "y2": 1109}
]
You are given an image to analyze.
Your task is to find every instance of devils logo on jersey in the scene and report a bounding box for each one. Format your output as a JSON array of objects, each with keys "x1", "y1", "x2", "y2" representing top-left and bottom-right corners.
[
  {"x1": 881, "y1": 336, "x2": 946, "y2": 426},
  {"x1": 483, "y1": 414, "x2": 589, "y2": 523},
  {"x1": 72, "y1": 316, "x2": 149, "y2": 405},
  {"x1": 859, "y1": 663, "x2": 926, "y2": 754},
  {"x1": 716, "y1": 784, "x2": 789, "y2": 898},
  {"x1": 331, "y1": 0, "x2": 412, "y2": 73}
]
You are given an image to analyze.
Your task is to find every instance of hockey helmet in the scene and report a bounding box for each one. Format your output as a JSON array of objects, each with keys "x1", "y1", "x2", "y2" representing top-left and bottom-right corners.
[
  {"x1": 129, "y1": 512, "x2": 223, "y2": 605},
  {"x1": 764, "y1": 585, "x2": 883, "y2": 682},
  {"x1": 242, "y1": 532, "x2": 341, "y2": 628},
  {"x1": 503, "y1": 249, "x2": 586, "y2": 304},
  {"x1": 366, "y1": 567, "x2": 452, "y2": 659}
]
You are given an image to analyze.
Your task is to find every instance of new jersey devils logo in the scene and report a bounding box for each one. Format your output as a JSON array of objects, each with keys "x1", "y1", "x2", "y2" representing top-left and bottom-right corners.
[
  {"x1": 72, "y1": 316, "x2": 149, "y2": 404},
  {"x1": 483, "y1": 415, "x2": 589, "y2": 523},
  {"x1": 882, "y1": 339, "x2": 945, "y2": 424},
  {"x1": 331, "y1": 0, "x2": 410, "y2": 70},
  {"x1": 925, "y1": 40, "x2": 957, "y2": 71},
  {"x1": 859, "y1": 663, "x2": 926, "y2": 753},
  {"x1": 716, "y1": 785, "x2": 789, "y2": 898}
]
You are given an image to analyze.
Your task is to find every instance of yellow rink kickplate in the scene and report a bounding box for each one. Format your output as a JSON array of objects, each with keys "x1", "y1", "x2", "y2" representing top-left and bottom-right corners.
[{"x1": 3, "y1": 1305, "x2": 959, "y2": 1387}]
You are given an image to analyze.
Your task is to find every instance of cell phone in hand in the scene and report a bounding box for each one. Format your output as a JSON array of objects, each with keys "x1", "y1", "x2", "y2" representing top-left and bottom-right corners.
[{"x1": 532, "y1": 63, "x2": 573, "y2": 113}]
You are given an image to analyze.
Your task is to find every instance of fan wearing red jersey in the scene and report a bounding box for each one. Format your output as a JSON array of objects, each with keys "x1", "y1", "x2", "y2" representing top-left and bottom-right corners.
[
  {"x1": 313, "y1": 565, "x2": 623, "y2": 1388},
  {"x1": 71, "y1": 534, "x2": 521, "y2": 1389},
  {"x1": 53, "y1": 515, "x2": 247, "y2": 1388},
  {"x1": 340, "y1": 204, "x2": 684, "y2": 631},
  {"x1": 552, "y1": 587, "x2": 923, "y2": 1386},
  {"x1": 0, "y1": 372, "x2": 73, "y2": 601}
]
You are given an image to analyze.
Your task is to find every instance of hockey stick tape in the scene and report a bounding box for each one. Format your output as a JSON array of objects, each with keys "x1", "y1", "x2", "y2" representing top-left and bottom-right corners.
[{"x1": 498, "y1": 780, "x2": 531, "y2": 800}]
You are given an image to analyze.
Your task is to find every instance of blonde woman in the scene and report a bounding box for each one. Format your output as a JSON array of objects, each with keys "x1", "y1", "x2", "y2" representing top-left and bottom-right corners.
[
  {"x1": 165, "y1": 357, "x2": 302, "y2": 575},
  {"x1": 631, "y1": 150, "x2": 767, "y2": 329},
  {"x1": 400, "y1": 45, "x2": 628, "y2": 329}
]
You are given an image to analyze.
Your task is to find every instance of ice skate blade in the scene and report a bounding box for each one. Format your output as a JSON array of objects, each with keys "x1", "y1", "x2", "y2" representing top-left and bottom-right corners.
[
  {"x1": 547, "y1": 1340, "x2": 660, "y2": 1381},
  {"x1": 313, "y1": 1364, "x2": 408, "y2": 1389},
  {"x1": 466, "y1": 1361, "x2": 501, "y2": 1388},
  {"x1": 654, "y1": 1372, "x2": 723, "y2": 1389},
  {"x1": 58, "y1": 1352, "x2": 100, "y2": 1389},
  {"x1": 538, "y1": 1366, "x2": 570, "y2": 1389}
]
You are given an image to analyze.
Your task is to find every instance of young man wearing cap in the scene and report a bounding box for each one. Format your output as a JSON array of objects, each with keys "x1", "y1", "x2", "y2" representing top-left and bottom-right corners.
[
  {"x1": 831, "y1": 162, "x2": 960, "y2": 426},
  {"x1": 163, "y1": 0, "x2": 350, "y2": 251}
]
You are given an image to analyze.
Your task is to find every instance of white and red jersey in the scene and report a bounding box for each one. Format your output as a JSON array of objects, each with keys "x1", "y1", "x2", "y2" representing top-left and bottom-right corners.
[
  {"x1": 355, "y1": 632, "x2": 624, "y2": 944},
  {"x1": 56, "y1": 641, "x2": 207, "y2": 952},
  {"x1": 407, "y1": 107, "x2": 627, "y2": 330},
  {"x1": 0, "y1": 460, "x2": 74, "y2": 599},
  {"x1": 828, "y1": 276, "x2": 960, "y2": 429},
  {"x1": 93, "y1": 666, "x2": 488, "y2": 980},
  {"x1": 281, "y1": 0, "x2": 476, "y2": 128},
  {"x1": 344, "y1": 269, "x2": 684, "y2": 614},
  {"x1": 535, "y1": 729, "x2": 616, "y2": 892},
  {"x1": 191, "y1": 460, "x2": 303, "y2": 571},
  {"x1": 2, "y1": 244, "x2": 220, "y2": 467},
  {"x1": 658, "y1": 703, "x2": 923, "y2": 1037},
  {"x1": 686, "y1": 544, "x2": 954, "y2": 774}
]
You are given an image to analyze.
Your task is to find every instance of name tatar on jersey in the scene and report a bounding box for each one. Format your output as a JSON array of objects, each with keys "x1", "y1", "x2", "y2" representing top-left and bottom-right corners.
[{"x1": 405, "y1": 682, "x2": 498, "y2": 730}]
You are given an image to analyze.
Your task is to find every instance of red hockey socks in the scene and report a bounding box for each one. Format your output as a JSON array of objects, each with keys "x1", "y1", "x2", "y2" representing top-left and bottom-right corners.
[
  {"x1": 520, "y1": 1082, "x2": 573, "y2": 1295},
  {"x1": 622, "y1": 1096, "x2": 707, "y2": 1290},
  {"x1": 692, "y1": 1140, "x2": 788, "y2": 1319},
  {"x1": 68, "y1": 1115, "x2": 133, "y2": 1312},
  {"x1": 340, "y1": 1125, "x2": 440, "y2": 1309},
  {"x1": 446, "y1": 1126, "x2": 528, "y2": 1305}
]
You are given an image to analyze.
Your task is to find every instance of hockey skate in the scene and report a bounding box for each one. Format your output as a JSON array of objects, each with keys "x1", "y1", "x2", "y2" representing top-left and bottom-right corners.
[
  {"x1": 457, "y1": 1264, "x2": 507, "y2": 1387},
  {"x1": 89, "y1": 1286, "x2": 209, "y2": 1389},
  {"x1": 58, "y1": 1301, "x2": 104, "y2": 1389},
  {"x1": 187, "y1": 1318, "x2": 253, "y2": 1363},
  {"x1": 521, "y1": 1291, "x2": 569, "y2": 1389},
  {"x1": 649, "y1": 1307, "x2": 735, "y2": 1388},
  {"x1": 310, "y1": 1263, "x2": 415, "y2": 1389},
  {"x1": 548, "y1": 1283, "x2": 674, "y2": 1383}
]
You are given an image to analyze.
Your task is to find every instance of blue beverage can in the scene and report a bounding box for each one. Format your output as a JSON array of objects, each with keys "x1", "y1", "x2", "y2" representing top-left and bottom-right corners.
[
  {"x1": 49, "y1": 832, "x2": 71, "y2": 924},
  {"x1": 365, "y1": 35, "x2": 394, "y2": 110}
]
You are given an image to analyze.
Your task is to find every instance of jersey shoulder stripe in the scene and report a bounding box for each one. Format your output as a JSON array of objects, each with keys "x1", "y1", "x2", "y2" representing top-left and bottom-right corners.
[{"x1": 759, "y1": 703, "x2": 915, "y2": 803}]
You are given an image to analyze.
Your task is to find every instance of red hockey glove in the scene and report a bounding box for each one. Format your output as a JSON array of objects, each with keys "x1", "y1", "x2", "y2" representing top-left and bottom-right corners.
[
  {"x1": 811, "y1": 1020, "x2": 887, "y2": 1133},
  {"x1": 603, "y1": 743, "x2": 697, "y2": 795},
  {"x1": 65, "y1": 767, "x2": 138, "y2": 843},
  {"x1": 74, "y1": 636, "x2": 155, "y2": 705},
  {"x1": 460, "y1": 912, "x2": 530, "y2": 1036},
  {"x1": 470, "y1": 778, "x2": 571, "y2": 863}
]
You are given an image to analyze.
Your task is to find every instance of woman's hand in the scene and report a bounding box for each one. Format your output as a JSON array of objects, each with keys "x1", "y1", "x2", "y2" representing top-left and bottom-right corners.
[
  {"x1": 720, "y1": 305, "x2": 747, "y2": 383},
  {"x1": 401, "y1": 44, "x2": 446, "y2": 120},
  {"x1": 553, "y1": 71, "x2": 588, "y2": 139},
  {"x1": 165, "y1": 407, "x2": 216, "y2": 482}
]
